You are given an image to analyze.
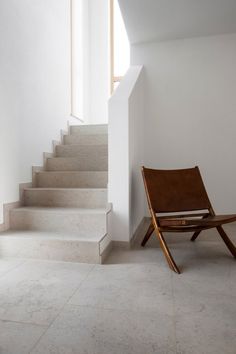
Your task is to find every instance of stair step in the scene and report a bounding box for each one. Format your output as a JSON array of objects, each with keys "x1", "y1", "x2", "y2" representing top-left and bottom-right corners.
[
  {"x1": 36, "y1": 171, "x2": 108, "y2": 188},
  {"x1": 64, "y1": 133, "x2": 108, "y2": 145},
  {"x1": 24, "y1": 188, "x2": 107, "y2": 208},
  {"x1": 10, "y1": 207, "x2": 110, "y2": 234},
  {"x1": 0, "y1": 230, "x2": 112, "y2": 264},
  {"x1": 55, "y1": 144, "x2": 108, "y2": 159},
  {"x1": 47, "y1": 156, "x2": 108, "y2": 171},
  {"x1": 70, "y1": 124, "x2": 107, "y2": 135}
]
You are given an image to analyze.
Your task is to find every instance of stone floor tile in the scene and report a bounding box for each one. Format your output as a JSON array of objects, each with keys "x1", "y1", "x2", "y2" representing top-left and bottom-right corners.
[
  {"x1": 0, "y1": 260, "x2": 93, "y2": 325},
  {"x1": 31, "y1": 304, "x2": 176, "y2": 354},
  {"x1": 69, "y1": 263, "x2": 173, "y2": 314},
  {"x1": 0, "y1": 258, "x2": 25, "y2": 278},
  {"x1": 0, "y1": 319, "x2": 46, "y2": 354}
]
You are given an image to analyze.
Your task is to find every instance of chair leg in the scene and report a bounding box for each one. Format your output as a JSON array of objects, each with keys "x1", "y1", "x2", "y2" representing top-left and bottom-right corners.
[
  {"x1": 191, "y1": 230, "x2": 202, "y2": 242},
  {"x1": 191, "y1": 214, "x2": 210, "y2": 241},
  {"x1": 141, "y1": 222, "x2": 154, "y2": 247},
  {"x1": 217, "y1": 226, "x2": 236, "y2": 258},
  {"x1": 154, "y1": 228, "x2": 181, "y2": 274}
]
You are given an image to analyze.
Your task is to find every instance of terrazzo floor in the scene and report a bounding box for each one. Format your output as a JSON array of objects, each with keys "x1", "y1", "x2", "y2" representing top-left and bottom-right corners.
[{"x1": 0, "y1": 224, "x2": 235, "y2": 354}]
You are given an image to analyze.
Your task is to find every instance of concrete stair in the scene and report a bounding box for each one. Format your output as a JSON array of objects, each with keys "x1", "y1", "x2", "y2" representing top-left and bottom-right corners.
[
  {"x1": 24, "y1": 188, "x2": 107, "y2": 208},
  {"x1": 36, "y1": 171, "x2": 108, "y2": 188},
  {"x1": 70, "y1": 124, "x2": 107, "y2": 135},
  {"x1": 64, "y1": 133, "x2": 108, "y2": 145},
  {"x1": 55, "y1": 144, "x2": 108, "y2": 158},
  {"x1": 46, "y1": 157, "x2": 107, "y2": 171},
  {"x1": 10, "y1": 207, "x2": 109, "y2": 234},
  {"x1": 0, "y1": 230, "x2": 111, "y2": 263},
  {"x1": 0, "y1": 124, "x2": 111, "y2": 264}
]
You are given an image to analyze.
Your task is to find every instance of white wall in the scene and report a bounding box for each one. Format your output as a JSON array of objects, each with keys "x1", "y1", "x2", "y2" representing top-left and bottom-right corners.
[
  {"x1": 129, "y1": 69, "x2": 145, "y2": 236},
  {"x1": 131, "y1": 33, "x2": 236, "y2": 214},
  {"x1": 108, "y1": 66, "x2": 144, "y2": 242},
  {"x1": 0, "y1": 0, "x2": 71, "y2": 223}
]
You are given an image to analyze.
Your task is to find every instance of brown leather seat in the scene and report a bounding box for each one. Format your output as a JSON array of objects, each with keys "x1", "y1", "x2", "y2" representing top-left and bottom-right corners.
[{"x1": 141, "y1": 166, "x2": 236, "y2": 274}]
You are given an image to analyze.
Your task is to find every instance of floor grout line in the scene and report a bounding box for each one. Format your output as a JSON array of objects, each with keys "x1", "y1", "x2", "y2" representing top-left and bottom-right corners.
[
  {"x1": 0, "y1": 258, "x2": 27, "y2": 280},
  {"x1": 0, "y1": 317, "x2": 47, "y2": 328},
  {"x1": 28, "y1": 264, "x2": 96, "y2": 354}
]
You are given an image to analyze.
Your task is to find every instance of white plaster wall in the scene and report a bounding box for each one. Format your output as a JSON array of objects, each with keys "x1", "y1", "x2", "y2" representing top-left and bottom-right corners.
[
  {"x1": 0, "y1": 0, "x2": 71, "y2": 223},
  {"x1": 131, "y1": 33, "x2": 236, "y2": 214},
  {"x1": 129, "y1": 70, "x2": 145, "y2": 236},
  {"x1": 108, "y1": 66, "x2": 144, "y2": 242}
]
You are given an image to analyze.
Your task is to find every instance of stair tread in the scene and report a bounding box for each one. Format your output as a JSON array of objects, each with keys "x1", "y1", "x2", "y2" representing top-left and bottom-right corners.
[
  {"x1": 48, "y1": 157, "x2": 106, "y2": 159},
  {"x1": 70, "y1": 124, "x2": 108, "y2": 135},
  {"x1": 56, "y1": 144, "x2": 108, "y2": 147},
  {"x1": 24, "y1": 187, "x2": 107, "y2": 191},
  {"x1": 11, "y1": 206, "x2": 111, "y2": 214},
  {"x1": 0, "y1": 230, "x2": 108, "y2": 242},
  {"x1": 64, "y1": 133, "x2": 108, "y2": 138},
  {"x1": 37, "y1": 171, "x2": 108, "y2": 173},
  {"x1": 71, "y1": 124, "x2": 107, "y2": 127}
]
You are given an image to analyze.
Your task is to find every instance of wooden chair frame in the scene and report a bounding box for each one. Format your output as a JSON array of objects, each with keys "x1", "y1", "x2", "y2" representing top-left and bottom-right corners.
[{"x1": 141, "y1": 166, "x2": 236, "y2": 274}]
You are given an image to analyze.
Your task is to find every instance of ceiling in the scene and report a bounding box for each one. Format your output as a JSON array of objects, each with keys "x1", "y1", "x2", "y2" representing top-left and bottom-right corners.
[{"x1": 118, "y1": 0, "x2": 236, "y2": 44}]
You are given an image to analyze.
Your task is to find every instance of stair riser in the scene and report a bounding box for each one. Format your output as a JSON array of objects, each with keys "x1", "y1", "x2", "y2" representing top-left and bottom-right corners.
[
  {"x1": 10, "y1": 210, "x2": 107, "y2": 234},
  {"x1": 0, "y1": 237, "x2": 103, "y2": 263},
  {"x1": 64, "y1": 134, "x2": 108, "y2": 145},
  {"x1": 47, "y1": 157, "x2": 108, "y2": 171},
  {"x1": 36, "y1": 172, "x2": 108, "y2": 188},
  {"x1": 70, "y1": 125, "x2": 107, "y2": 135},
  {"x1": 55, "y1": 145, "x2": 108, "y2": 159},
  {"x1": 24, "y1": 189, "x2": 107, "y2": 208}
]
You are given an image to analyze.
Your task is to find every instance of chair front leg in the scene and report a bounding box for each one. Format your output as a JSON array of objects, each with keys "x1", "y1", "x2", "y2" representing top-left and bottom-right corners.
[
  {"x1": 154, "y1": 227, "x2": 181, "y2": 274},
  {"x1": 217, "y1": 226, "x2": 236, "y2": 258}
]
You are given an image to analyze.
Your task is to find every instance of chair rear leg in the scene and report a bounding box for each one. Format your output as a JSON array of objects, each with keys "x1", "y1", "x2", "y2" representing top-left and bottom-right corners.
[
  {"x1": 191, "y1": 230, "x2": 202, "y2": 242},
  {"x1": 141, "y1": 222, "x2": 154, "y2": 247},
  {"x1": 217, "y1": 226, "x2": 236, "y2": 258},
  {"x1": 191, "y1": 214, "x2": 210, "y2": 241},
  {"x1": 154, "y1": 228, "x2": 181, "y2": 274}
]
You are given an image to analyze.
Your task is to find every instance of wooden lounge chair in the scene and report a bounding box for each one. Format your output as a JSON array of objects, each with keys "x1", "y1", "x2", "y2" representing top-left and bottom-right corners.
[{"x1": 141, "y1": 166, "x2": 236, "y2": 274}]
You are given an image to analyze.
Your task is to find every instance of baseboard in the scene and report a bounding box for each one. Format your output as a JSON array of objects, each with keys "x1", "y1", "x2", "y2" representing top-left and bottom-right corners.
[
  {"x1": 0, "y1": 201, "x2": 21, "y2": 232},
  {"x1": 112, "y1": 240, "x2": 131, "y2": 250},
  {"x1": 101, "y1": 240, "x2": 113, "y2": 263},
  {"x1": 112, "y1": 217, "x2": 149, "y2": 250},
  {"x1": 130, "y1": 217, "x2": 149, "y2": 246}
]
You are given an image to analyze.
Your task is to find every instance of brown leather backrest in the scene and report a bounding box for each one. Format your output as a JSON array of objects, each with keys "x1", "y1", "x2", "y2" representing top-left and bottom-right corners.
[{"x1": 142, "y1": 166, "x2": 211, "y2": 213}]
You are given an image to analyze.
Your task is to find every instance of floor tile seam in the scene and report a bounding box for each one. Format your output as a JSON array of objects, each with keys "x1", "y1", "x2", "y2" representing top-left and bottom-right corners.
[
  {"x1": 170, "y1": 272, "x2": 178, "y2": 354},
  {"x1": 64, "y1": 302, "x2": 175, "y2": 318},
  {"x1": 0, "y1": 317, "x2": 47, "y2": 328},
  {"x1": 28, "y1": 321, "x2": 54, "y2": 354},
  {"x1": 0, "y1": 259, "x2": 28, "y2": 280},
  {"x1": 104, "y1": 260, "x2": 168, "y2": 266},
  {"x1": 28, "y1": 264, "x2": 96, "y2": 353}
]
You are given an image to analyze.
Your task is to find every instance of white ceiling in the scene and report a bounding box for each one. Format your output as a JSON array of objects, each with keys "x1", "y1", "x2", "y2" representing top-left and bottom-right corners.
[{"x1": 118, "y1": 0, "x2": 236, "y2": 44}]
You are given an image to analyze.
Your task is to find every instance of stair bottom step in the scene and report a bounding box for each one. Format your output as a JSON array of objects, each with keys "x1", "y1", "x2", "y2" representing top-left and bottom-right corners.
[{"x1": 0, "y1": 231, "x2": 112, "y2": 264}]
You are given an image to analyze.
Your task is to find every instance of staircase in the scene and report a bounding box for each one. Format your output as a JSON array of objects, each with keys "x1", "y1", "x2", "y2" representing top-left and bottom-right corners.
[{"x1": 0, "y1": 124, "x2": 112, "y2": 263}]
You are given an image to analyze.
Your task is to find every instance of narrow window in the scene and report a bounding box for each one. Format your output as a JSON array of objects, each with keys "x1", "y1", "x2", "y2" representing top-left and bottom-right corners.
[{"x1": 110, "y1": 0, "x2": 130, "y2": 93}]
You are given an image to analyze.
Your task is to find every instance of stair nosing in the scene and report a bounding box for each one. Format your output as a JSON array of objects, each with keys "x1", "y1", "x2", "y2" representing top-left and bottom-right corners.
[
  {"x1": 56, "y1": 144, "x2": 108, "y2": 147},
  {"x1": 1, "y1": 230, "x2": 108, "y2": 242},
  {"x1": 37, "y1": 171, "x2": 108, "y2": 173},
  {"x1": 24, "y1": 187, "x2": 107, "y2": 191},
  {"x1": 11, "y1": 206, "x2": 111, "y2": 214}
]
